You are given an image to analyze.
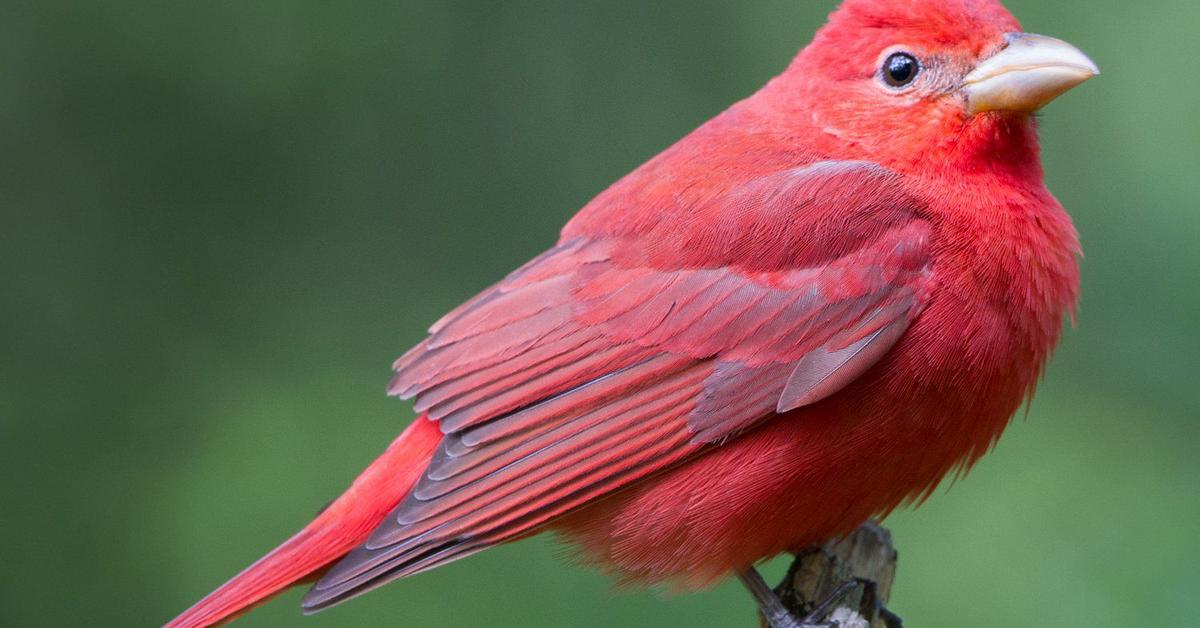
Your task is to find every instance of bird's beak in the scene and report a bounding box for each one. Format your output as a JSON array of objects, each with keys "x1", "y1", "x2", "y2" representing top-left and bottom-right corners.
[{"x1": 962, "y1": 33, "x2": 1099, "y2": 115}]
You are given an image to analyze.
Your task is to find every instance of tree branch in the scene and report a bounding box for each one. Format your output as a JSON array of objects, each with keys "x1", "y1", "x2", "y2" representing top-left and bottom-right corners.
[{"x1": 760, "y1": 521, "x2": 901, "y2": 628}]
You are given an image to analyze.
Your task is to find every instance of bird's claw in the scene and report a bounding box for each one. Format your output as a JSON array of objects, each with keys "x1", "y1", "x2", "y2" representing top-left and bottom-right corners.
[
  {"x1": 856, "y1": 576, "x2": 903, "y2": 628},
  {"x1": 801, "y1": 578, "x2": 860, "y2": 624},
  {"x1": 878, "y1": 605, "x2": 904, "y2": 628}
]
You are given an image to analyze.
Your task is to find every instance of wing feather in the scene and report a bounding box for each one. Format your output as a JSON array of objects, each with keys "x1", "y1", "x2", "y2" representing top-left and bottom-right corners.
[{"x1": 303, "y1": 160, "x2": 933, "y2": 613}]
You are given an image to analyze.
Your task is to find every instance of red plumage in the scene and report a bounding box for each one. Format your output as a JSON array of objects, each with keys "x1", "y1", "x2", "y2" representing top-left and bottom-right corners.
[{"x1": 168, "y1": 0, "x2": 1093, "y2": 625}]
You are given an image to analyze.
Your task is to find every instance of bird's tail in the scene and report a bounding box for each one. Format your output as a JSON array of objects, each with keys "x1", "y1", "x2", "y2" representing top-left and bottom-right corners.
[{"x1": 165, "y1": 416, "x2": 443, "y2": 628}]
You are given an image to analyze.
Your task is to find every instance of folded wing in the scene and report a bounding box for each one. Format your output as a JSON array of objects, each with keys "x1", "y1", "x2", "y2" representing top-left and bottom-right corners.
[{"x1": 303, "y1": 161, "x2": 933, "y2": 611}]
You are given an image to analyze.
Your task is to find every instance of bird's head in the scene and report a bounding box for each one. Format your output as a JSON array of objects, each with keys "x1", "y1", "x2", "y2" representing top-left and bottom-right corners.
[{"x1": 762, "y1": 0, "x2": 1098, "y2": 175}]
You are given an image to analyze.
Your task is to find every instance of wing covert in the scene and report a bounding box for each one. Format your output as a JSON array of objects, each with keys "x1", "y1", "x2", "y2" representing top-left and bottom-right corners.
[{"x1": 303, "y1": 160, "x2": 933, "y2": 612}]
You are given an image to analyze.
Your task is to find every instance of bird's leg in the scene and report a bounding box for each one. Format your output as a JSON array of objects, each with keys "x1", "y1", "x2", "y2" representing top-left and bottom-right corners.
[{"x1": 738, "y1": 568, "x2": 830, "y2": 628}]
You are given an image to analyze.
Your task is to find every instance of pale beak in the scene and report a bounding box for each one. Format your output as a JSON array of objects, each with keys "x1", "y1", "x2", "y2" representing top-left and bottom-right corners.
[{"x1": 962, "y1": 33, "x2": 1099, "y2": 115}]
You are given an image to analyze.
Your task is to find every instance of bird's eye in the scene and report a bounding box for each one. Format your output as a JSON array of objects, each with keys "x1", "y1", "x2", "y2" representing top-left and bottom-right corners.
[{"x1": 881, "y1": 52, "x2": 920, "y2": 88}]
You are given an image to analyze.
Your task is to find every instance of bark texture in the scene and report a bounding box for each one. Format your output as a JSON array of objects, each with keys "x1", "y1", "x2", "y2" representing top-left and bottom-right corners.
[{"x1": 762, "y1": 521, "x2": 900, "y2": 628}]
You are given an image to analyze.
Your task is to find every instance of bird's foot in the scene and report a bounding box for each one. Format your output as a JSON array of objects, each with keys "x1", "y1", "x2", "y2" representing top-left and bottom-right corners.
[
  {"x1": 759, "y1": 608, "x2": 837, "y2": 628},
  {"x1": 740, "y1": 568, "x2": 862, "y2": 628},
  {"x1": 854, "y1": 576, "x2": 903, "y2": 628},
  {"x1": 800, "y1": 578, "x2": 859, "y2": 625},
  {"x1": 878, "y1": 605, "x2": 904, "y2": 628},
  {"x1": 749, "y1": 523, "x2": 902, "y2": 628}
]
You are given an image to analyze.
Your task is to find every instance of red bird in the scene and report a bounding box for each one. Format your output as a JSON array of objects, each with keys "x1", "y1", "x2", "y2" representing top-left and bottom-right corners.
[{"x1": 169, "y1": 0, "x2": 1097, "y2": 626}]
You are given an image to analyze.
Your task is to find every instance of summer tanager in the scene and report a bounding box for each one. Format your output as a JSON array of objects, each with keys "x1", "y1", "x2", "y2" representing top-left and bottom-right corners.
[{"x1": 168, "y1": 0, "x2": 1097, "y2": 625}]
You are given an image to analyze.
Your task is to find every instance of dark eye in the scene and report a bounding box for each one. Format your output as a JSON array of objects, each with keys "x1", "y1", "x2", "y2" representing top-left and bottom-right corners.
[{"x1": 882, "y1": 52, "x2": 920, "y2": 87}]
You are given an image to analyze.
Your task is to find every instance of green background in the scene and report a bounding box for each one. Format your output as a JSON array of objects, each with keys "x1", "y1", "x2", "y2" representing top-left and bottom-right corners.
[{"x1": 3, "y1": 1, "x2": 1197, "y2": 626}]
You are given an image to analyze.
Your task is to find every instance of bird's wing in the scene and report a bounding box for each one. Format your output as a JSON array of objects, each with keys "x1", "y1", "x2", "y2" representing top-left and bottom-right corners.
[{"x1": 303, "y1": 161, "x2": 933, "y2": 610}]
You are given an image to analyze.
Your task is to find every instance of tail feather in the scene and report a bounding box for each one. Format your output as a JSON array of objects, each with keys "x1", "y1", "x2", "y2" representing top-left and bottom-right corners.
[{"x1": 166, "y1": 416, "x2": 443, "y2": 628}]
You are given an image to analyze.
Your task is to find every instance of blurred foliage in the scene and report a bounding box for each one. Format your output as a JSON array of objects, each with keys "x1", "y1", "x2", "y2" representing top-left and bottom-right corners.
[{"x1": 1, "y1": 1, "x2": 1197, "y2": 626}]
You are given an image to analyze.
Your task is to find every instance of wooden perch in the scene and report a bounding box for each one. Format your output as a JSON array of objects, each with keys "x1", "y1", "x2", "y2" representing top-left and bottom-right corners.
[{"x1": 760, "y1": 522, "x2": 901, "y2": 628}]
